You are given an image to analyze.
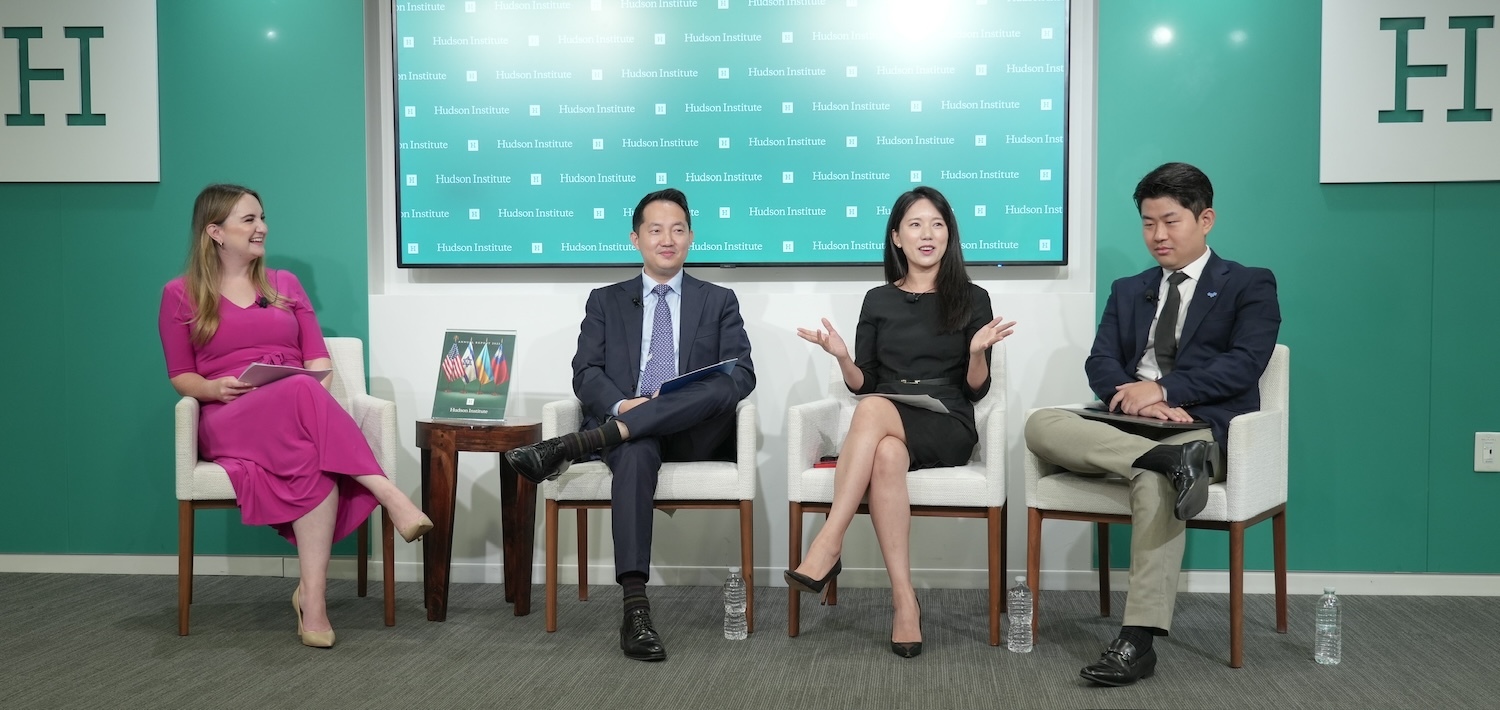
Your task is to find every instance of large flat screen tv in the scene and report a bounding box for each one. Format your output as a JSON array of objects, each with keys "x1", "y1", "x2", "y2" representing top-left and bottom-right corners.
[{"x1": 393, "y1": 0, "x2": 1068, "y2": 267}]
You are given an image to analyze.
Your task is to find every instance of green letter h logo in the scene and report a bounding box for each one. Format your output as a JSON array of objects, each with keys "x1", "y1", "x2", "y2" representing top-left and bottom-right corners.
[
  {"x1": 1379, "y1": 16, "x2": 1494, "y2": 124},
  {"x1": 4, "y1": 26, "x2": 107, "y2": 127}
]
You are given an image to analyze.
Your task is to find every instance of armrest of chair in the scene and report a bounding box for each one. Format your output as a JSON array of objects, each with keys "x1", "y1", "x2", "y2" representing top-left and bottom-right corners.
[
  {"x1": 786, "y1": 398, "x2": 840, "y2": 501},
  {"x1": 350, "y1": 392, "x2": 399, "y2": 477},
  {"x1": 978, "y1": 398, "x2": 1008, "y2": 507},
  {"x1": 542, "y1": 398, "x2": 583, "y2": 439},
  {"x1": 733, "y1": 399, "x2": 758, "y2": 499},
  {"x1": 1022, "y1": 405, "x2": 1084, "y2": 508},
  {"x1": 175, "y1": 396, "x2": 201, "y2": 500},
  {"x1": 1223, "y1": 408, "x2": 1289, "y2": 520}
]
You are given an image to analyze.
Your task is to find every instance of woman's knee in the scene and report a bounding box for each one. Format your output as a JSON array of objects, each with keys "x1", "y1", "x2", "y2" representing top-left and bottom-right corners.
[
  {"x1": 850, "y1": 396, "x2": 900, "y2": 432},
  {"x1": 872, "y1": 437, "x2": 910, "y2": 477}
]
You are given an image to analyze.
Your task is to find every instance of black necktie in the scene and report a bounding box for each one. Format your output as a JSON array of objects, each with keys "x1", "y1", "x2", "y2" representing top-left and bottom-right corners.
[{"x1": 1154, "y1": 271, "x2": 1189, "y2": 375}]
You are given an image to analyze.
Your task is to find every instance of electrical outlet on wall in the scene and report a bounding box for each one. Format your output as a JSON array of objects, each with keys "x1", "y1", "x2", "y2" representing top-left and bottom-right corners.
[{"x1": 1476, "y1": 433, "x2": 1500, "y2": 472}]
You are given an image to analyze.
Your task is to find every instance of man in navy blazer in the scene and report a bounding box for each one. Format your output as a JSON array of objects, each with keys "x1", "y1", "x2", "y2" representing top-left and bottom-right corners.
[
  {"x1": 1025, "y1": 163, "x2": 1280, "y2": 686},
  {"x1": 506, "y1": 188, "x2": 755, "y2": 662}
]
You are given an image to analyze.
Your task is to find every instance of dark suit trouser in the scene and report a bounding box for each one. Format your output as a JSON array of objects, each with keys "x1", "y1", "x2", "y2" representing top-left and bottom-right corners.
[{"x1": 606, "y1": 377, "x2": 740, "y2": 581}]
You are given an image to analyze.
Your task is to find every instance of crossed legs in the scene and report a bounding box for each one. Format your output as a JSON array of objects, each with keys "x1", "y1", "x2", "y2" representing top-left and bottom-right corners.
[
  {"x1": 292, "y1": 473, "x2": 428, "y2": 635},
  {"x1": 794, "y1": 397, "x2": 920, "y2": 643},
  {"x1": 351, "y1": 473, "x2": 428, "y2": 534}
]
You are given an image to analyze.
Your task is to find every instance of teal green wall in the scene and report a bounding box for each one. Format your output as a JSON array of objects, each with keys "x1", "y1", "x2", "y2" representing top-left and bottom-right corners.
[
  {"x1": 1098, "y1": 1, "x2": 1500, "y2": 573},
  {"x1": 0, "y1": 1, "x2": 369, "y2": 555}
]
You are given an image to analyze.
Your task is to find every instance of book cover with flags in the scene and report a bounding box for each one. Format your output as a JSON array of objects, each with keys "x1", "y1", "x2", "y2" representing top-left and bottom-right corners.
[{"x1": 432, "y1": 329, "x2": 516, "y2": 421}]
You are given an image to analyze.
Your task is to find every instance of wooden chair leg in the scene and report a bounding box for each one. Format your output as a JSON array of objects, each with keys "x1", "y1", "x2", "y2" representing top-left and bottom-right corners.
[
  {"x1": 788, "y1": 501, "x2": 802, "y2": 637},
  {"x1": 740, "y1": 500, "x2": 755, "y2": 634},
  {"x1": 1027, "y1": 507, "x2": 1042, "y2": 636},
  {"x1": 999, "y1": 504, "x2": 1008, "y2": 600},
  {"x1": 357, "y1": 519, "x2": 370, "y2": 597},
  {"x1": 1274, "y1": 508, "x2": 1288, "y2": 633},
  {"x1": 824, "y1": 512, "x2": 838, "y2": 606},
  {"x1": 178, "y1": 501, "x2": 194, "y2": 636},
  {"x1": 576, "y1": 508, "x2": 589, "y2": 601},
  {"x1": 987, "y1": 506, "x2": 1002, "y2": 646},
  {"x1": 1229, "y1": 521, "x2": 1246, "y2": 668},
  {"x1": 1098, "y1": 522, "x2": 1111, "y2": 617},
  {"x1": 545, "y1": 499, "x2": 560, "y2": 632},
  {"x1": 382, "y1": 508, "x2": 396, "y2": 626}
]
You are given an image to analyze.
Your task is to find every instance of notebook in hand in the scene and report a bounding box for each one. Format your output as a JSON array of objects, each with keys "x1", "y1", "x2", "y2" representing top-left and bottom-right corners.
[
  {"x1": 657, "y1": 358, "x2": 738, "y2": 395},
  {"x1": 1062, "y1": 402, "x2": 1210, "y2": 430}
]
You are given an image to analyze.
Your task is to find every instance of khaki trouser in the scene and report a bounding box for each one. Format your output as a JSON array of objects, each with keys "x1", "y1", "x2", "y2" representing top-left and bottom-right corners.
[{"x1": 1024, "y1": 408, "x2": 1221, "y2": 632}]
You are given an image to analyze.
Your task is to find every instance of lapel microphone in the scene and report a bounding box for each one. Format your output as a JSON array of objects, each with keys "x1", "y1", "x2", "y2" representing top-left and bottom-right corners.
[
  {"x1": 631, "y1": 296, "x2": 642, "y2": 307},
  {"x1": 1145, "y1": 289, "x2": 1156, "y2": 303},
  {"x1": 255, "y1": 296, "x2": 270, "y2": 308}
]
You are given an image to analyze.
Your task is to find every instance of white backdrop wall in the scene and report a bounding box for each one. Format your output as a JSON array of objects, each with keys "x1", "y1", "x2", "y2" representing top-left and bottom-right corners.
[{"x1": 363, "y1": 0, "x2": 1106, "y2": 590}]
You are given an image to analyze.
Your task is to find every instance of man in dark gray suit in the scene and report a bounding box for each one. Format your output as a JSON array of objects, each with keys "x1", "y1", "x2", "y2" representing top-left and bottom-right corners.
[
  {"x1": 1025, "y1": 163, "x2": 1280, "y2": 686},
  {"x1": 506, "y1": 188, "x2": 756, "y2": 662}
]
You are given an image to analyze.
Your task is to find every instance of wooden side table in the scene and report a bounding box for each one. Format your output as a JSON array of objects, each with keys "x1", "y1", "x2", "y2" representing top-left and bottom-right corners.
[{"x1": 415, "y1": 418, "x2": 541, "y2": 621}]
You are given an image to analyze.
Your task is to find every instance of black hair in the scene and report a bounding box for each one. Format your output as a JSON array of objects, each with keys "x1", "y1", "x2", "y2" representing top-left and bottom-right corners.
[
  {"x1": 1133, "y1": 162, "x2": 1214, "y2": 217},
  {"x1": 631, "y1": 188, "x2": 692, "y2": 232},
  {"x1": 883, "y1": 186, "x2": 973, "y2": 333}
]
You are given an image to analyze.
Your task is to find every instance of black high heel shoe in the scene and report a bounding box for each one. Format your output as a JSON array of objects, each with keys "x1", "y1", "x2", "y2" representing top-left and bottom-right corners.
[
  {"x1": 784, "y1": 558, "x2": 842, "y2": 595},
  {"x1": 891, "y1": 596, "x2": 923, "y2": 658}
]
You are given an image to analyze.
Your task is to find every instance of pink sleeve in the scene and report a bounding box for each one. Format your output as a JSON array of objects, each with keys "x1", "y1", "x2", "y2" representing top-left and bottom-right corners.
[
  {"x1": 277, "y1": 270, "x2": 329, "y2": 361},
  {"x1": 158, "y1": 279, "x2": 199, "y2": 378}
]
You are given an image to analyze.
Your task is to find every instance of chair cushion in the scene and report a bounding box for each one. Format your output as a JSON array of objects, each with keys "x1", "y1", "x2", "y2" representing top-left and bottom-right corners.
[
  {"x1": 186, "y1": 462, "x2": 238, "y2": 501},
  {"x1": 545, "y1": 460, "x2": 744, "y2": 502},
  {"x1": 792, "y1": 464, "x2": 992, "y2": 508},
  {"x1": 1034, "y1": 471, "x2": 1231, "y2": 521}
]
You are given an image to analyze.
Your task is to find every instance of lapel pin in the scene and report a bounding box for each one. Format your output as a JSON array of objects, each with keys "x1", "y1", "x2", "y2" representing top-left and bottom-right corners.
[{"x1": 1207, "y1": 291, "x2": 1218, "y2": 298}]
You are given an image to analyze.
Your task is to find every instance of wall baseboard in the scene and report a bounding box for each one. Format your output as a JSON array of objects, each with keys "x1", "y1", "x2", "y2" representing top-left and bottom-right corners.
[{"x1": 3, "y1": 555, "x2": 1496, "y2": 596}]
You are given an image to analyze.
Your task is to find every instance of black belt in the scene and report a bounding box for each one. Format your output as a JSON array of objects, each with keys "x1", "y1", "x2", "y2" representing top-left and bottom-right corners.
[{"x1": 898, "y1": 377, "x2": 954, "y2": 386}]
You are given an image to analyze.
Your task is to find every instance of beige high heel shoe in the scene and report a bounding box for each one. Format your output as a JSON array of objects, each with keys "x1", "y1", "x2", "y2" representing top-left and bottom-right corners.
[
  {"x1": 398, "y1": 514, "x2": 435, "y2": 543},
  {"x1": 292, "y1": 584, "x2": 336, "y2": 648}
]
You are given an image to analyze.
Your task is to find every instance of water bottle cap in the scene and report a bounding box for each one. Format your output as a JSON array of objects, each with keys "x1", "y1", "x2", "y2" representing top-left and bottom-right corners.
[
  {"x1": 729, "y1": 566, "x2": 742, "y2": 574},
  {"x1": 1324, "y1": 586, "x2": 1335, "y2": 594},
  {"x1": 1015, "y1": 575, "x2": 1025, "y2": 583}
]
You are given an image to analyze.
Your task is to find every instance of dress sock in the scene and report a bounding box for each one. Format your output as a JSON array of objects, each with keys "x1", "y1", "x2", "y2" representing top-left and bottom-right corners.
[
  {"x1": 621, "y1": 572, "x2": 650, "y2": 613},
  {"x1": 559, "y1": 420, "x2": 626, "y2": 460}
]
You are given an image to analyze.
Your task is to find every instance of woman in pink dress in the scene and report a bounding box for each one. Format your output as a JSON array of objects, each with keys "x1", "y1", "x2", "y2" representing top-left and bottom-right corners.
[{"x1": 158, "y1": 184, "x2": 432, "y2": 648}]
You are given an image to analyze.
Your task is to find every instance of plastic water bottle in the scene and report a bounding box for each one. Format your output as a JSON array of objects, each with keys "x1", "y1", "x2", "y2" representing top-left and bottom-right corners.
[
  {"x1": 1006, "y1": 576, "x2": 1033, "y2": 653},
  {"x1": 1314, "y1": 587, "x2": 1341, "y2": 665},
  {"x1": 723, "y1": 567, "x2": 748, "y2": 640}
]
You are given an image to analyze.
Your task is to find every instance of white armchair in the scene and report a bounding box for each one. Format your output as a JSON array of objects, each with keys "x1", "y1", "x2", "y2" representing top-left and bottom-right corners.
[
  {"x1": 1024, "y1": 343, "x2": 1289, "y2": 668},
  {"x1": 175, "y1": 336, "x2": 396, "y2": 635},
  {"x1": 786, "y1": 346, "x2": 1008, "y2": 645},
  {"x1": 540, "y1": 398, "x2": 758, "y2": 633}
]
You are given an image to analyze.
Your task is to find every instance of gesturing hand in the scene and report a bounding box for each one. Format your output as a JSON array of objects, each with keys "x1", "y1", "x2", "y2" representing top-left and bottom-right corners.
[
  {"x1": 796, "y1": 317, "x2": 850, "y2": 360},
  {"x1": 213, "y1": 377, "x2": 255, "y2": 404},
  {"x1": 969, "y1": 316, "x2": 1017, "y2": 353}
]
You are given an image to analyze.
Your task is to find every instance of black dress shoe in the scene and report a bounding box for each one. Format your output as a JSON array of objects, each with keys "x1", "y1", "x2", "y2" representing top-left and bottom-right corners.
[
  {"x1": 1169, "y1": 440, "x2": 1216, "y2": 520},
  {"x1": 504, "y1": 438, "x2": 571, "y2": 484},
  {"x1": 891, "y1": 596, "x2": 923, "y2": 658},
  {"x1": 1134, "y1": 441, "x2": 1216, "y2": 520},
  {"x1": 620, "y1": 607, "x2": 667, "y2": 662},
  {"x1": 783, "y1": 558, "x2": 842, "y2": 595},
  {"x1": 1079, "y1": 639, "x2": 1157, "y2": 686}
]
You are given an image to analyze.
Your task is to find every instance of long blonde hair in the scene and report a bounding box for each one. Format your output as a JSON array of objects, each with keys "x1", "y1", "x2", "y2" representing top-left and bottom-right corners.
[{"x1": 183, "y1": 184, "x2": 284, "y2": 345}]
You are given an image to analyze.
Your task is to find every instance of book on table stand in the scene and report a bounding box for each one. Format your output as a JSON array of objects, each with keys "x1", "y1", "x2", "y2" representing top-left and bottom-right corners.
[{"x1": 431, "y1": 329, "x2": 516, "y2": 423}]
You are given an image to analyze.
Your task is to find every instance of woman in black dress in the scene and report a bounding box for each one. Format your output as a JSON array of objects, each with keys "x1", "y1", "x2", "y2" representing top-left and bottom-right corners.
[{"x1": 785, "y1": 186, "x2": 1015, "y2": 657}]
